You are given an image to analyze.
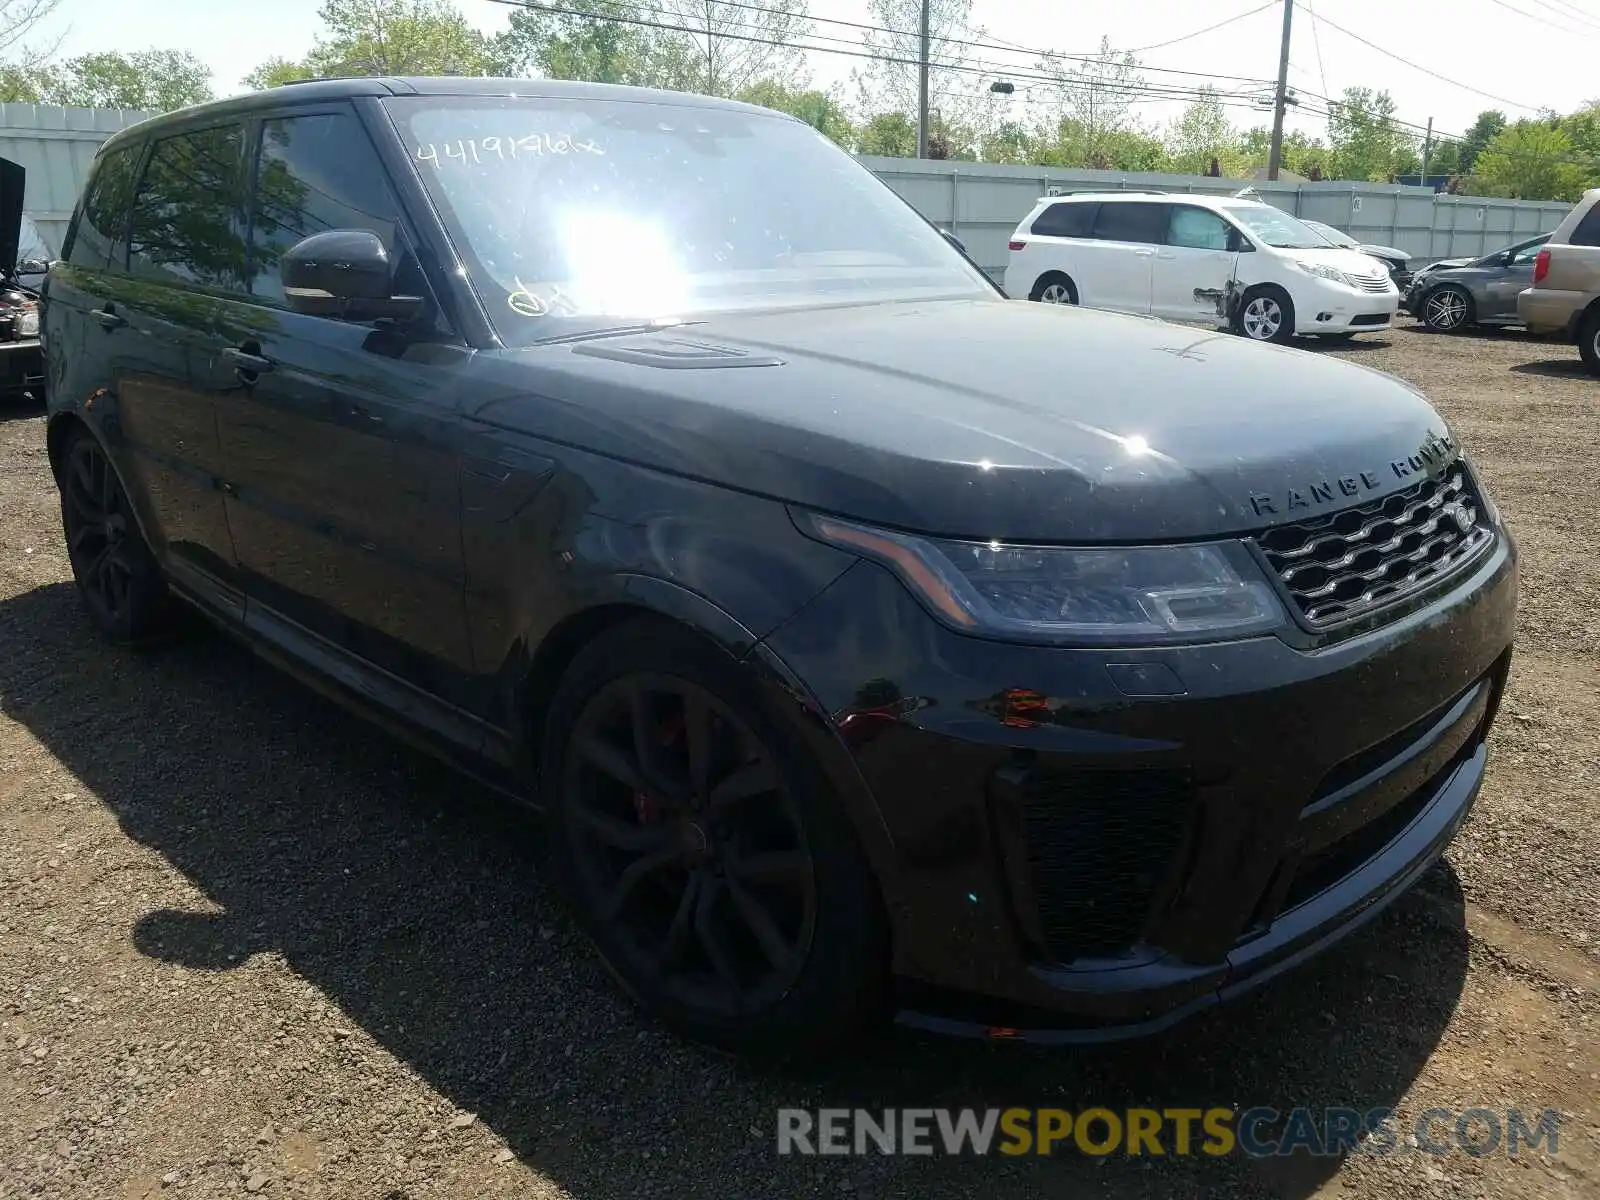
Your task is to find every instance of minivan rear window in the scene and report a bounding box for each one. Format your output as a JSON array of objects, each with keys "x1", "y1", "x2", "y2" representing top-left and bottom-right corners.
[
  {"x1": 1031, "y1": 202, "x2": 1097, "y2": 239},
  {"x1": 1091, "y1": 202, "x2": 1167, "y2": 245}
]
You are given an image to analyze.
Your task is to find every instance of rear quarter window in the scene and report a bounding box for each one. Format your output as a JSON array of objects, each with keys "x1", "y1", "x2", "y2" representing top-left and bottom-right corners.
[
  {"x1": 1030, "y1": 202, "x2": 1097, "y2": 238},
  {"x1": 1568, "y1": 201, "x2": 1600, "y2": 247}
]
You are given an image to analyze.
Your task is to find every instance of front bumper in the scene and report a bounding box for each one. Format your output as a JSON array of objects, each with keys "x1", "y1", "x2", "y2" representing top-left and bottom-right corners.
[
  {"x1": 763, "y1": 522, "x2": 1517, "y2": 1041},
  {"x1": 1294, "y1": 278, "x2": 1400, "y2": 334},
  {"x1": 0, "y1": 336, "x2": 43, "y2": 393}
]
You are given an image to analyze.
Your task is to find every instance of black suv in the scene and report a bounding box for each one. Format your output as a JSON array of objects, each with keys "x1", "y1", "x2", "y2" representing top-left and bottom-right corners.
[{"x1": 43, "y1": 77, "x2": 1517, "y2": 1055}]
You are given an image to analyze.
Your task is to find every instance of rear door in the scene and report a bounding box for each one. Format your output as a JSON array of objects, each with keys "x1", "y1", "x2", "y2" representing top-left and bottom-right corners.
[
  {"x1": 84, "y1": 124, "x2": 248, "y2": 612},
  {"x1": 1009, "y1": 200, "x2": 1096, "y2": 298},
  {"x1": 1076, "y1": 201, "x2": 1165, "y2": 314},
  {"x1": 1152, "y1": 205, "x2": 1240, "y2": 323}
]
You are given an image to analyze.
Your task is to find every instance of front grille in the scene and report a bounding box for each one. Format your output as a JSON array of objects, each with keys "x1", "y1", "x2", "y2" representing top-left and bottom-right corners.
[
  {"x1": 1350, "y1": 312, "x2": 1390, "y2": 326},
  {"x1": 1256, "y1": 465, "x2": 1494, "y2": 627},
  {"x1": 1020, "y1": 770, "x2": 1196, "y2": 961},
  {"x1": 1351, "y1": 272, "x2": 1392, "y2": 293}
]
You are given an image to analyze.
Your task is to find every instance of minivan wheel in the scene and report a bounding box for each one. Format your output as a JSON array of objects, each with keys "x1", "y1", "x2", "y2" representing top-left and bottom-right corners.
[
  {"x1": 1579, "y1": 307, "x2": 1600, "y2": 376},
  {"x1": 1235, "y1": 286, "x2": 1295, "y2": 343},
  {"x1": 59, "y1": 428, "x2": 170, "y2": 644},
  {"x1": 541, "y1": 617, "x2": 890, "y2": 1057},
  {"x1": 1030, "y1": 272, "x2": 1078, "y2": 304},
  {"x1": 1421, "y1": 284, "x2": 1473, "y2": 332}
]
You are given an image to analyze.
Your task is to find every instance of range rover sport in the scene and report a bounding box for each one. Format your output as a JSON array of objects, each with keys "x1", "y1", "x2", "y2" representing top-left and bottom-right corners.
[{"x1": 42, "y1": 77, "x2": 1517, "y2": 1055}]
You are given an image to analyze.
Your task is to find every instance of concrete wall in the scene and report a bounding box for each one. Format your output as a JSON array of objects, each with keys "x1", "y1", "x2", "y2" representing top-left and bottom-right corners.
[
  {"x1": 0, "y1": 103, "x2": 154, "y2": 254},
  {"x1": 861, "y1": 157, "x2": 1575, "y2": 282}
]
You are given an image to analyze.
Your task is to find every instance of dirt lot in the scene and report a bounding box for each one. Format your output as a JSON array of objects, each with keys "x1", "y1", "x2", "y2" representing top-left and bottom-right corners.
[{"x1": 1, "y1": 320, "x2": 1597, "y2": 1200}]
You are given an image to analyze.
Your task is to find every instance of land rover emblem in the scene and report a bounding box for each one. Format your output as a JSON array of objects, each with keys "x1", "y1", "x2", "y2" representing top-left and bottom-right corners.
[{"x1": 1443, "y1": 500, "x2": 1476, "y2": 533}]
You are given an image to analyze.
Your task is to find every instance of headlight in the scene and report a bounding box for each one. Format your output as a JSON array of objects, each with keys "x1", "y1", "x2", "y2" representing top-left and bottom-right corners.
[
  {"x1": 16, "y1": 307, "x2": 38, "y2": 337},
  {"x1": 1294, "y1": 260, "x2": 1355, "y2": 288},
  {"x1": 798, "y1": 513, "x2": 1287, "y2": 644}
]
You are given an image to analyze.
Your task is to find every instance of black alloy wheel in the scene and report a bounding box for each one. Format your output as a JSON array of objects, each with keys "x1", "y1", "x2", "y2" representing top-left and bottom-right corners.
[
  {"x1": 60, "y1": 429, "x2": 168, "y2": 642},
  {"x1": 544, "y1": 619, "x2": 889, "y2": 1056},
  {"x1": 564, "y1": 673, "x2": 816, "y2": 1016}
]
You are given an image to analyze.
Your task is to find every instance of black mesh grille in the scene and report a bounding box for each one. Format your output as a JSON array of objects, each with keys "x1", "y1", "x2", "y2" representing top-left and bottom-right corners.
[
  {"x1": 1020, "y1": 770, "x2": 1196, "y2": 962},
  {"x1": 1256, "y1": 466, "x2": 1493, "y2": 627}
]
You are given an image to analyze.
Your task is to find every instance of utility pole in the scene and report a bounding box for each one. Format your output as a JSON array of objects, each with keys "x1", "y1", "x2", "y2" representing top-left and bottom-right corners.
[
  {"x1": 1420, "y1": 116, "x2": 1433, "y2": 183},
  {"x1": 1266, "y1": 0, "x2": 1294, "y2": 181},
  {"x1": 916, "y1": 0, "x2": 931, "y2": 159}
]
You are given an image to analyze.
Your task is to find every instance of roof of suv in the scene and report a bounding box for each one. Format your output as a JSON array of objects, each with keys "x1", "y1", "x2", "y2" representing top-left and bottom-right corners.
[
  {"x1": 1551, "y1": 187, "x2": 1600, "y2": 243},
  {"x1": 98, "y1": 76, "x2": 787, "y2": 155},
  {"x1": 1034, "y1": 192, "x2": 1261, "y2": 210}
]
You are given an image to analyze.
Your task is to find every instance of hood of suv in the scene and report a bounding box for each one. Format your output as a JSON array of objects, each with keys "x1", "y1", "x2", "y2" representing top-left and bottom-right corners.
[{"x1": 469, "y1": 299, "x2": 1456, "y2": 543}]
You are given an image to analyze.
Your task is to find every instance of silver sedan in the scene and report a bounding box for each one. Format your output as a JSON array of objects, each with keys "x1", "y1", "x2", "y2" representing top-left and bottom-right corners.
[{"x1": 1404, "y1": 234, "x2": 1550, "y2": 332}]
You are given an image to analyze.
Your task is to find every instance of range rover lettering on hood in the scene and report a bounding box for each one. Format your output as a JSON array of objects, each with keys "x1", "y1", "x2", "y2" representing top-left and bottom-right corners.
[{"x1": 1246, "y1": 430, "x2": 1457, "y2": 518}]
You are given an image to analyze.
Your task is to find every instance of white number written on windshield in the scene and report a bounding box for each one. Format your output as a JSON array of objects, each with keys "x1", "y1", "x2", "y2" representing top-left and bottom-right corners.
[{"x1": 414, "y1": 133, "x2": 606, "y2": 169}]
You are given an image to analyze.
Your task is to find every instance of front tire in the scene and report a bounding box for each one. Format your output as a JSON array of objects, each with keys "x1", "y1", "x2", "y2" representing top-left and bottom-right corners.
[
  {"x1": 1421, "y1": 284, "x2": 1474, "y2": 332},
  {"x1": 1234, "y1": 286, "x2": 1295, "y2": 344},
  {"x1": 1579, "y1": 306, "x2": 1600, "y2": 376},
  {"x1": 541, "y1": 617, "x2": 890, "y2": 1057},
  {"x1": 59, "y1": 427, "x2": 171, "y2": 644}
]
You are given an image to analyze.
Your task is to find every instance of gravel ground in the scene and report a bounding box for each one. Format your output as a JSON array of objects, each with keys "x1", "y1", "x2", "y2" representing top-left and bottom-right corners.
[{"x1": 1, "y1": 319, "x2": 1597, "y2": 1200}]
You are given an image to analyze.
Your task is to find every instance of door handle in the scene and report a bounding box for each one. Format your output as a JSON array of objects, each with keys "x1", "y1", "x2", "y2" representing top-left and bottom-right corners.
[
  {"x1": 1156, "y1": 251, "x2": 1178, "y2": 260},
  {"x1": 1134, "y1": 248, "x2": 1156, "y2": 257},
  {"x1": 91, "y1": 307, "x2": 125, "y2": 330},
  {"x1": 222, "y1": 346, "x2": 275, "y2": 376}
]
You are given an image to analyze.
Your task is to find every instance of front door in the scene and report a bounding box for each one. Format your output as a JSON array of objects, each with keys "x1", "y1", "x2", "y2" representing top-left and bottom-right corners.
[
  {"x1": 214, "y1": 106, "x2": 476, "y2": 710},
  {"x1": 1151, "y1": 205, "x2": 1241, "y2": 323},
  {"x1": 1482, "y1": 240, "x2": 1544, "y2": 319}
]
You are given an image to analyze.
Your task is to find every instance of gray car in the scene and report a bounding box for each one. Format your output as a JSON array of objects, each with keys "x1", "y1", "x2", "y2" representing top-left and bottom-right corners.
[
  {"x1": 1303, "y1": 219, "x2": 1412, "y2": 287},
  {"x1": 1405, "y1": 234, "x2": 1550, "y2": 331}
]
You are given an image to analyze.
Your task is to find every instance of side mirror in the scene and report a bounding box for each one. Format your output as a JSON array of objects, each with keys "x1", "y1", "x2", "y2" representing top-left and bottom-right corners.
[
  {"x1": 940, "y1": 228, "x2": 968, "y2": 256},
  {"x1": 281, "y1": 230, "x2": 421, "y2": 321}
]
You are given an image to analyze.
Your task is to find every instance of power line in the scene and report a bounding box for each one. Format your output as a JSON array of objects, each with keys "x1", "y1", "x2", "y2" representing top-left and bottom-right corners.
[
  {"x1": 1300, "y1": 5, "x2": 1541, "y2": 112},
  {"x1": 1307, "y1": 8, "x2": 1331, "y2": 99},
  {"x1": 1485, "y1": 0, "x2": 1600, "y2": 34},
  {"x1": 1127, "y1": 2, "x2": 1280, "y2": 54},
  {"x1": 1514, "y1": 0, "x2": 1600, "y2": 29}
]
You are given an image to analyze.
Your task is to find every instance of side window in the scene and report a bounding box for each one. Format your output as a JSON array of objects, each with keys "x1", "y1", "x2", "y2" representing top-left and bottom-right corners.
[
  {"x1": 127, "y1": 125, "x2": 247, "y2": 289},
  {"x1": 248, "y1": 111, "x2": 410, "y2": 308},
  {"x1": 1091, "y1": 202, "x2": 1167, "y2": 245},
  {"x1": 1167, "y1": 206, "x2": 1232, "y2": 251},
  {"x1": 67, "y1": 145, "x2": 142, "y2": 270},
  {"x1": 1030, "y1": 202, "x2": 1097, "y2": 238},
  {"x1": 1510, "y1": 241, "x2": 1545, "y2": 264},
  {"x1": 1569, "y1": 203, "x2": 1600, "y2": 247}
]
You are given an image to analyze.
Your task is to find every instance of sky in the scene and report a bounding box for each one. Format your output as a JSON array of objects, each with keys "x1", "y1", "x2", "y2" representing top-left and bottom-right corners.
[{"x1": 24, "y1": 0, "x2": 1600, "y2": 148}]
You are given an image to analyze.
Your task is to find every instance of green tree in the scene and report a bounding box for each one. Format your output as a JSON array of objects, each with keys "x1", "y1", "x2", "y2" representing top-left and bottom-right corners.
[
  {"x1": 738, "y1": 80, "x2": 853, "y2": 146},
  {"x1": 1472, "y1": 121, "x2": 1590, "y2": 200},
  {"x1": 1425, "y1": 138, "x2": 1461, "y2": 178},
  {"x1": 1458, "y1": 110, "x2": 1506, "y2": 175},
  {"x1": 487, "y1": 1, "x2": 696, "y2": 89},
  {"x1": 853, "y1": 0, "x2": 985, "y2": 132},
  {"x1": 856, "y1": 110, "x2": 916, "y2": 157},
  {"x1": 1165, "y1": 88, "x2": 1248, "y2": 176},
  {"x1": 0, "y1": 62, "x2": 47, "y2": 102},
  {"x1": 246, "y1": 0, "x2": 489, "y2": 86},
  {"x1": 1035, "y1": 37, "x2": 1146, "y2": 169},
  {"x1": 658, "y1": 0, "x2": 810, "y2": 97},
  {"x1": 980, "y1": 120, "x2": 1037, "y2": 164},
  {"x1": 1326, "y1": 87, "x2": 1416, "y2": 181},
  {"x1": 48, "y1": 50, "x2": 213, "y2": 111}
]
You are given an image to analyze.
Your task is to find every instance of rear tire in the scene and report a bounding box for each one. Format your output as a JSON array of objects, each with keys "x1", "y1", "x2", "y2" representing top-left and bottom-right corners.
[
  {"x1": 58, "y1": 427, "x2": 171, "y2": 644},
  {"x1": 1233, "y1": 286, "x2": 1295, "y2": 344},
  {"x1": 1579, "y1": 306, "x2": 1600, "y2": 376},
  {"x1": 1029, "y1": 272, "x2": 1078, "y2": 305},
  {"x1": 540, "y1": 616, "x2": 891, "y2": 1058}
]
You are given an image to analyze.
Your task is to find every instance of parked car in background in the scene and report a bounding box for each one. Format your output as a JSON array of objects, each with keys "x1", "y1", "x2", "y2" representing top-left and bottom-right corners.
[
  {"x1": 45, "y1": 78, "x2": 1516, "y2": 1056},
  {"x1": 0, "y1": 155, "x2": 45, "y2": 400},
  {"x1": 1302, "y1": 218, "x2": 1413, "y2": 288},
  {"x1": 1404, "y1": 234, "x2": 1550, "y2": 333},
  {"x1": 1004, "y1": 192, "x2": 1399, "y2": 343},
  {"x1": 1518, "y1": 189, "x2": 1600, "y2": 374}
]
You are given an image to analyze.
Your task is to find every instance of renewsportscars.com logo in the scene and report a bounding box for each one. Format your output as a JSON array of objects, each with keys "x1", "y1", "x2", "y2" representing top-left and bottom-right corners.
[{"x1": 775, "y1": 1107, "x2": 1563, "y2": 1159}]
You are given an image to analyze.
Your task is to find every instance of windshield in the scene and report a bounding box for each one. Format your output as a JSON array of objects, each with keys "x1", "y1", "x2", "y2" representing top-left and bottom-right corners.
[
  {"x1": 1305, "y1": 220, "x2": 1357, "y2": 248},
  {"x1": 385, "y1": 95, "x2": 993, "y2": 342},
  {"x1": 1220, "y1": 203, "x2": 1330, "y2": 250}
]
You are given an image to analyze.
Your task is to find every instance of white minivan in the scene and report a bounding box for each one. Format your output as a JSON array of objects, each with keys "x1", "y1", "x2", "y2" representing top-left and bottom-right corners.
[{"x1": 1002, "y1": 192, "x2": 1399, "y2": 343}]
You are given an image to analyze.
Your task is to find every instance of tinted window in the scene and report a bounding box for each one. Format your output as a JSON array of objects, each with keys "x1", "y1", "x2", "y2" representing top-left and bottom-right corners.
[
  {"x1": 127, "y1": 125, "x2": 246, "y2": 288},
  {"x1": 1091, "y1": 202, "x2": 1167, "y2": 245},
  {"x1": 247, "y1": 111, "x2": 405, "y2": 305},
  {"x1": 1030, "y1": 202, "x2": 1097, "y2": 238},
  {"x1": 1570, "y1": 203, "x2": 1600, "y2": 247},
  {"x1": 67, "y1": 145, "x2": 142, "y2": 270},
  {"x1": 1167, "y1": 206, "x2": 1232, "y2": 251}
]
